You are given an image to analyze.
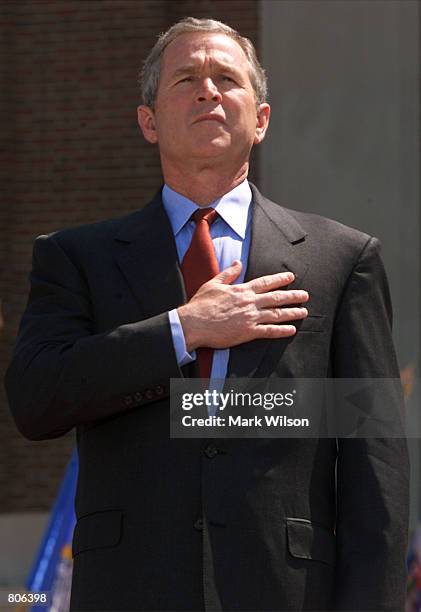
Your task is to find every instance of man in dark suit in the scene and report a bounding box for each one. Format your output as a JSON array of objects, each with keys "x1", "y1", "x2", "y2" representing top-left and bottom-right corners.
[{"x1": 5, "y1": 17, "x2": 409, "y2": 612}]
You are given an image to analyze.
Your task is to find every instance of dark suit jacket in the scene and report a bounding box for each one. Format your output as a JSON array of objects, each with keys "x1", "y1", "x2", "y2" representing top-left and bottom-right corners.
[{"x1": 5, "y1": 183, "x2": 409, "y2": 611}]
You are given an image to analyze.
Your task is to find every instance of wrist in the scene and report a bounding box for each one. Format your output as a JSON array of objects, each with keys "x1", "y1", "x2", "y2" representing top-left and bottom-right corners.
[{"x1": 177, "y1": 304, "x2": 201, "y2": 352}]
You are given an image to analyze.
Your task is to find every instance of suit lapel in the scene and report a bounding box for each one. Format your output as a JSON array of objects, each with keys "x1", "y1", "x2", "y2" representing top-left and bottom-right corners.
[
  {"x1": 112, "y1": 188, "x2": 187, "y2": 318},
  {"x1": 226, "y1": 184, "x2": 309, "y2": 379}
]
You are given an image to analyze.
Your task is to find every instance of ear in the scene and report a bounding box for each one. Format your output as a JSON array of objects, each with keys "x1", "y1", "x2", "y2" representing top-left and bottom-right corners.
[
  {"x1": 137, "y1": 105, "x2": 158, "y2": 144},
  {"x1": 253, "y1": 103, "x2": 271, "y2": 145}
]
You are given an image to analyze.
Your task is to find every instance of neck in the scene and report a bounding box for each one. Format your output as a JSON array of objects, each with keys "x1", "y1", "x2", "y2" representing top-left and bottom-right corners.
[{"x1": 161, "y1": 159, "x2": 249, "y2": 206}]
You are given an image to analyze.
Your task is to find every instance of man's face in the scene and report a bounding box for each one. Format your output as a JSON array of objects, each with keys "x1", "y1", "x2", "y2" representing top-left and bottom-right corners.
[{"x1": 138, "y1": 32, "x2": 270, "y2": 164}]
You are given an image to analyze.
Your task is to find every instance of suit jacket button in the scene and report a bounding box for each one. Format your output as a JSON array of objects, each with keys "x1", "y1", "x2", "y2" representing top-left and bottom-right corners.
[
  {"x1": 134, "y1": 392, "x2": 143, "y2": 403},
  {"x1": 155, "y1": 385, "x2": 164, "y2": 396},
  {"x1": 145, "y1": 389, "x2": 154, "y2": 400},
  {"x1": 204, "y1": 444, "x2": 218, "y2": 459},
  {"x1": 194, "y1": 518, "x2": 203, "y2": 531},
  {"x1": 124, "y1": 395, "x2": 133, "y2": 406}
]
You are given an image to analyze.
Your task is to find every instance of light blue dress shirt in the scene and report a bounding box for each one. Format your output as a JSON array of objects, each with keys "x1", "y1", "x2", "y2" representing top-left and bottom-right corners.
[{"x1": 163, "y1": 179, "x2": 252, "y2": 382}]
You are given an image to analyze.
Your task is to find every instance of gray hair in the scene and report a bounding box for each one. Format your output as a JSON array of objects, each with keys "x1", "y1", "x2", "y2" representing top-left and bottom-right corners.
[{"x1": 140, "y1": 17, "x2": 268, "y2": 109}]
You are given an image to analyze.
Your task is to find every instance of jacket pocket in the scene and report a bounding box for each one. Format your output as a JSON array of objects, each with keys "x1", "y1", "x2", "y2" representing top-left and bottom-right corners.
[
  {"x1": 286, "y1": 517, "x2": 335, "y2": 566},
  {"x1": 72, "y1": 509, "x2": 123, "y2": 558},
  {"x1": 296, "y1": 315, "x2": 326, "y2": 333}
]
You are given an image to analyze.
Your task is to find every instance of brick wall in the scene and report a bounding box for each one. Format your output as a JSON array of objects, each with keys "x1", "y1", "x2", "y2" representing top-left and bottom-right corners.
[{"x1": 0, "y1": 0, "x2": 260, "y2": 512}]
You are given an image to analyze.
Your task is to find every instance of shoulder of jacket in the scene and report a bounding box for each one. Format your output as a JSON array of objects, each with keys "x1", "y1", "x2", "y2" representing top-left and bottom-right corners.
[
  {"x1": 250, "y1": 183, "x2": 374, "y2": 253},
  {"x1": 34, "y1": 208, "x2": 144, "y2": 251},
  {"x1": 283, "y1": 207, "x2": 372, "y2": 246}
]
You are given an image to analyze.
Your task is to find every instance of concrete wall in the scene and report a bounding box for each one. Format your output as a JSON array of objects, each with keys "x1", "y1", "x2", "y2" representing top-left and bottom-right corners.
[{"x1": 260, "y1": 0, "x2": 420, "y2": 531}]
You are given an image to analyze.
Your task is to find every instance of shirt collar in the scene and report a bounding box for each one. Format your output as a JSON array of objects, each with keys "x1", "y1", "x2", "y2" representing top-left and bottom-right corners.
[{"x1": 162, "y1": 179, "x2": 252, "y2": 239}]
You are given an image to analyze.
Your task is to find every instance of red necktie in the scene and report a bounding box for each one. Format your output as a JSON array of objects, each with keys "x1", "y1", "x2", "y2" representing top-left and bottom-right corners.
[{"x1": 181, "y1": 208, "x2": 219, "y2": 379}]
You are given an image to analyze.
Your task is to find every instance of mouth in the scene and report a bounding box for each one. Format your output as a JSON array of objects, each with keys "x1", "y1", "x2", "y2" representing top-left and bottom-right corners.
[{"x1": 193, "y1": 114, "x2": 226, "y2": 124}]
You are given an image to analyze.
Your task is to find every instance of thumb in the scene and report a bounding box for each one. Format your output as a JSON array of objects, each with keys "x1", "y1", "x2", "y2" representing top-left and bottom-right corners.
[{"x1": 213, "y1": 260, "x2": 242, "y2": 284}]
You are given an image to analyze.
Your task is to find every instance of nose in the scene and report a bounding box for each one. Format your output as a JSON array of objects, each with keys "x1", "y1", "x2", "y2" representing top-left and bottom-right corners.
[{"x1": 196, "y1": 78, "x2": 222, "y2": 104}]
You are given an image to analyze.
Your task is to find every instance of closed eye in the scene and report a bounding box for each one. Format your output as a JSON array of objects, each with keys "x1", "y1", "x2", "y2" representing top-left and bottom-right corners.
[{"x1": 176, "y1": 75, "x2": 236, "y2": 84}]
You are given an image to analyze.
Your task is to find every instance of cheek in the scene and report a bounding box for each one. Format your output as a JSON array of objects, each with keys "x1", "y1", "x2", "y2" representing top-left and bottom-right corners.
[
  {"x1": 229, "y1": 98, "x2": 258, "y2": 125},
  {"x1": 233, "y1": 109, "x2": 259, "y2": 135},
  {"x1": 160, "y1": 109, "x2": 189, "y2": 133},
  {"x1": 155, "y1": 112, "x2": 181, "y2": 139}
]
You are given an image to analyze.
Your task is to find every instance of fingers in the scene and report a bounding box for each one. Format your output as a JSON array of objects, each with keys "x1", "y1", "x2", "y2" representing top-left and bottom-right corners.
[
  {"x1": 247, "y1": 271, "x2": 295, "y2": 294},
  {"x1": 255, "y1": 289, "x2": 309, "y2": 309},
  {"x1": 257, "y1": 306, "x2": 308, "y2": 324},
  {"x1": 213, "y1": 260, "x2": 242, "y2": 285},
  {"x1": 255, "y1": 324, "x2": 297, "y2": 339}
]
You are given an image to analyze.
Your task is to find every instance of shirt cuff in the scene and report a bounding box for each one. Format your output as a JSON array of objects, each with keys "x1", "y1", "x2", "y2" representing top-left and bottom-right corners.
[{"x1": 168, "y1": 309, "x2": 196, "y2": 366}]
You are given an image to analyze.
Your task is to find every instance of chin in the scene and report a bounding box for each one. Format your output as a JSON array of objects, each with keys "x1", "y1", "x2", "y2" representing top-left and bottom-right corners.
[{"x1": 190, "y1": 139, "x2": 232, "y2": 158}]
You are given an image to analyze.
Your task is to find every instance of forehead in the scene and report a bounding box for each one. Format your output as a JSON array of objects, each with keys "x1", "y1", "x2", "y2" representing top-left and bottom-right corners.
[{"x1": 160, "y1": 32, "x2": 250, "y2": 75}]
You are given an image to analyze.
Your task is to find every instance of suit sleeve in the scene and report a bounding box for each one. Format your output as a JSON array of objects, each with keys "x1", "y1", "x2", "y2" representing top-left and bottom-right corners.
[
  {"x1": 331, "y1": 236, "x2": 410, "y2": 611},
  {"x1": 4, "y1": 233, "x2": 184, "y2": 441}
]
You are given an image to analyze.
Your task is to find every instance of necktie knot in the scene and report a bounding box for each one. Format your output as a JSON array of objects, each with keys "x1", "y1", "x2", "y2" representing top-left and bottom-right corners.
[{"x1": 192, "y1": 207, "x2": 218, "y2": 226}]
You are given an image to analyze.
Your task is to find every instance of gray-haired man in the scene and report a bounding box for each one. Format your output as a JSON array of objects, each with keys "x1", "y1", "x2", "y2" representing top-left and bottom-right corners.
[{"x1": 6, "y1": 17, "x2": 409, "y2": 612}]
